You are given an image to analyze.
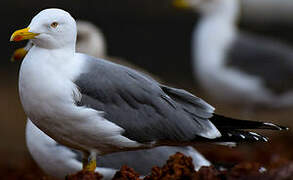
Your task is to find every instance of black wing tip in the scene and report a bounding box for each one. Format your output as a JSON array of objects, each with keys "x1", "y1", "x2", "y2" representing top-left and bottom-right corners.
[{"x1": 212, "y1": 114, "x2": 289, "y2": 131}]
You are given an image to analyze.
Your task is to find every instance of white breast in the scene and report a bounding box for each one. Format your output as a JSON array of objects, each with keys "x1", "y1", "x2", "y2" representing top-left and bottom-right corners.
[{"x1": 19, "y1": 47, "x2": 80, "y2": 122}]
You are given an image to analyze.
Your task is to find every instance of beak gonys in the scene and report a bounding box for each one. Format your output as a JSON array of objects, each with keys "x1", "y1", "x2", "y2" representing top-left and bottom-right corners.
[{"x1": 10, "y1": 27, "x2": 39, "y2": 42}]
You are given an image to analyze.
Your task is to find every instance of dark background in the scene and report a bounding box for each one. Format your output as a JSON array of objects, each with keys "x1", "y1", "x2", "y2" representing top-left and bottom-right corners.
[
  {"x1": 4, "y1": 0, "x2": 293, "y2": 84},
  {"x1": 1, "y1": 0, "x2": 293, "y2": 169}
]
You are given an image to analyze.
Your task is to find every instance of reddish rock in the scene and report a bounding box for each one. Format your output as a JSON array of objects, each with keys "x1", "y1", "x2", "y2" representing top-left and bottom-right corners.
[
  {"x1": 112, "y1": 165, "x2": 142, "y2": 180},
  {"x1": 193, "y1": 166, "x2": 221, "y2": 180},
  {"x1": 66, "y1": 170, "x2": 103, "y2": 180},
  {"x1": 145, "y1": 152, "x2": 196, "y2": 180}
]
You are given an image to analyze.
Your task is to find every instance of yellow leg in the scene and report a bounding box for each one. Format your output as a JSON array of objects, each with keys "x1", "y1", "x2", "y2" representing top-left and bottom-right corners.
[{"x1": 82, "y1": 151, "x2": 97, "y2": 172}]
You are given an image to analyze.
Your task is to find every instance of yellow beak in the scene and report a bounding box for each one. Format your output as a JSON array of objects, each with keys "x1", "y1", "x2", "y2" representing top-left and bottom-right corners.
[
  {"x1": 11, "y1": 47, "x2": 28, "y2": 62},
  {"x1": 173, "y1": 0, "x2": 190, "y2": 8},
  {"x1": 10, "y1": 27, "x2": 39, "y2": 42}
]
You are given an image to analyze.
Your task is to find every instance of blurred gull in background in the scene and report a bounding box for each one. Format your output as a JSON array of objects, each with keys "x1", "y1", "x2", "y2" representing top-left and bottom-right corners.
[
  {"x1": 75, "y1": 20, "x2": 107, "y2": 58},
  {"x1": 174, "y1": 0, "x2": 293, "y2": 109},
  {"x1": 11, "y1": 40, "x2": 33, "y2": 62},
  {"x1": 26, "y1": 119, "x2": 210, "y2": 180}
]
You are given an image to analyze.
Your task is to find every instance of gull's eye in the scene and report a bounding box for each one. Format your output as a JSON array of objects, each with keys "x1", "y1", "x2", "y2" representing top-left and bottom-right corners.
[{"x1": 50, "y1": 22, "x2": 58, "y2": 28}]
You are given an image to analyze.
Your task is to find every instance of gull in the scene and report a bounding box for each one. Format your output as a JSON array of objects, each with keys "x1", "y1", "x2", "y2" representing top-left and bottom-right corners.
[
  {"x1": 174, "y1": 0, "x2": 293, "y2": 108},
  {"x1": 10, "y1": 8, "x2": 286, "y2": 172},
  {"x1": 26, "y1": 119, "x2": 209, "y2": 179},
  {"x1": 11, "y1": 22, "x2": 209, "y2": 178}
]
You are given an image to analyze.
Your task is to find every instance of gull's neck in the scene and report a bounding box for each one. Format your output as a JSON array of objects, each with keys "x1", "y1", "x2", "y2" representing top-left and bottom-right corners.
[
  {"x1": 23, "y1": 44, "x2": 80, "y2": 82},
  {"x1": 193, "y1": 0, "x2": 240, "y2": 72},
  {"x1": 32, "y1": 44, "x2": 75, "y2": 63}
]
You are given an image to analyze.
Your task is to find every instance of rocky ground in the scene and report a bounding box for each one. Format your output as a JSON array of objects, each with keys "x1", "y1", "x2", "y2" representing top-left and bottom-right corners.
[
  {"x1": 0, "y1": 133, "x2": 292, "y2": 180},
  {"x1": 67, "y1": 133, "x2": 293, "y2": 180}
]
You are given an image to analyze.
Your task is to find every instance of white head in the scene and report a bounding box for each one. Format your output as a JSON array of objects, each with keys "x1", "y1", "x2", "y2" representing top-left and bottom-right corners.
[
  {"x1": 11, "y1": 21, "x2": 107, "y2": 61},
  {"x1": 11, "y1": 8, "x2": 77, "y2": 50}
]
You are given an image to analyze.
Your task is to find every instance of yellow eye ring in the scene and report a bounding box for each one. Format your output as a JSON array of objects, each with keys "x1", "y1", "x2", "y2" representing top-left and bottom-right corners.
[{"x1": 50, "y1": 22, "x2": 58, "y2": 28}]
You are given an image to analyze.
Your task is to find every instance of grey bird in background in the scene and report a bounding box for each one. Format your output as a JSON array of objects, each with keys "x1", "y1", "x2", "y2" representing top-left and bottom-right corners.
[
  {"x1": 174, "y1": 0, "x2": 293, "y2": 109},
  {"x1": 75, "y1": 20, "x2": 107, "y2": 58},
  {"x1": 11, "y1": 8, "x2": 287, "y2": 173}
]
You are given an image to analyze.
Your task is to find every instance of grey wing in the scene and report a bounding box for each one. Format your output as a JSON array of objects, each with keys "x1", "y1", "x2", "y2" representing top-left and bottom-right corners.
[
  {"x1": 226, "y1": 32, "x2": 293, "y2": 94},
  {"x1": 75, "y1": 54, "x2": 220, "y2": 143}
]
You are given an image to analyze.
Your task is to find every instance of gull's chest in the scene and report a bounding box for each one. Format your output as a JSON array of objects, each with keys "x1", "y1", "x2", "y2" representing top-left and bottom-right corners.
[{"x1": 18, "y1": 54, "x2": 79, "y2": 121}]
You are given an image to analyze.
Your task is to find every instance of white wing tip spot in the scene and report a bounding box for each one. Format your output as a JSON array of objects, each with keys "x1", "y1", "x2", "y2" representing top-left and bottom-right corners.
[
  {"x1": 263, "y1": 123, "x2": 282, "y2": 130},
  {"x1": 249, "y1": 132, "x2": 260, "y2": 136},
  {"x1": 239, "y1": 134, "x2": 245, "y2": 139}
]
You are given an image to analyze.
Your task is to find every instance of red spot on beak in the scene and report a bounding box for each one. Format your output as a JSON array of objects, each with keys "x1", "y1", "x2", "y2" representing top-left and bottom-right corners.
[{"x1": 13, "y1": 35, "x2": 23, "y2": 42}]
